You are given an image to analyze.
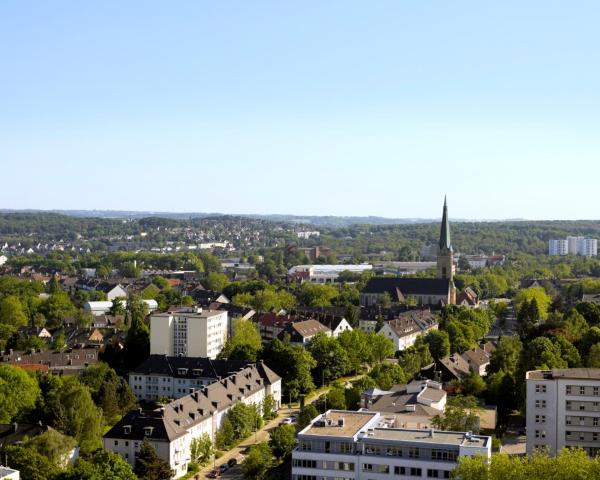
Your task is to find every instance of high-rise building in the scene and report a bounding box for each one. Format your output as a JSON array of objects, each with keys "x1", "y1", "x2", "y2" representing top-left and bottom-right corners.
[
  {"x1": 526, "y1": 369, "x2": 600, "y2": 457},
  {"x1": 549, "y1": 237, "x2": 597, "y2": 257},
  {"x1": 549, "y1": 239, "x2": 569, "y2": 256},
  {"x1": 150, "y1": 307, "x2": 228, "y2": 359}
]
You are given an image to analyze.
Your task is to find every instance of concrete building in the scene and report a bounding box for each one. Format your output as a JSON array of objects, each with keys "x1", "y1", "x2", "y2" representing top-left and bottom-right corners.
[
  {"x1": 549, "y1": 239, "x2": 569, "y2": 256},
  {"x1": 105, "y1": 362, "x2": 281, "y2": 479},
  {"x1": 129, "y1": 355, "x2": 251, "y2": 401},
  {"x1": 549, "y1": 237, "x2": 597, "y2": 257},
  {"x1": 150, "y1": 307, "x2": 228, "y2": 359},
  {"x1": 526, "y1": 368, "x2": 600, "y2": 456},
  {"x1": 292, "y1": 410, "x2": 491, "y2": 480}
]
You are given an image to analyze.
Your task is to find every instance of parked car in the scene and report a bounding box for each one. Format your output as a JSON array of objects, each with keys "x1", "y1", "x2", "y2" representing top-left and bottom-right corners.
[
  {"x1": 281, "y1": 417, "x2": 293, "y2": 425},
  {"x1": 206, "y1": 470, "x2": 220, "y2": 478},
  {"x1": 227, "y1": 458, "x2": 238, "y2": 467},
  {"x1": 219, "y1": 463, "x2": 229, "y2": 474}
]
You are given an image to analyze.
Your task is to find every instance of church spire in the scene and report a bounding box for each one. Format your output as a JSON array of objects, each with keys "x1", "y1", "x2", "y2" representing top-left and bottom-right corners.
[{"x1": 439, "y1": 195, "x2": 452, "y2": 252}]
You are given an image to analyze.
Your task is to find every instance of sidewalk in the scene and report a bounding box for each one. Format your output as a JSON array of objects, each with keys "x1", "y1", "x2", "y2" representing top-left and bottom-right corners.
[{"x1": 198, "y1": 407, "x2": 298, "y2": 479}]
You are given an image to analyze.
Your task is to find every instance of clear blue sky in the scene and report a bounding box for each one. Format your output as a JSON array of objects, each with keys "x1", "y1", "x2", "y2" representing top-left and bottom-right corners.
[{"x1": 1, "y1": 1, "x2": 599, "y2": 219}]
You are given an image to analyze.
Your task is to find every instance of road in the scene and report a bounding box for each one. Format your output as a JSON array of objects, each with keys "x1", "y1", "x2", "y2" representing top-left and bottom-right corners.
[{"x1": 197, "y1": 407, "x2": 299, "y2": 479}]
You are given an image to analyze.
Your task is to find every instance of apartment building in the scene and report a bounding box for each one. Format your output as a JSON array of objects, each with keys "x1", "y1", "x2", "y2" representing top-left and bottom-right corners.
[
  {"x1": 150, "y1": 307, "x2": 228, "y2": 359},
  {"x1": 292, "y1": 410, "x2": 491, "y2": 480},
  {"x1": 105, "y1": 362, "x2": 281, "y2": 479},
  {"x1": 526, "y1": 369, "x2": 600, "y2": 456},
  {"x1": 549, "y1": 237, "x2": 597, "y2": 257},
  {"x1": 129, "y1": 355, "x2": 252, "y2": 401}
]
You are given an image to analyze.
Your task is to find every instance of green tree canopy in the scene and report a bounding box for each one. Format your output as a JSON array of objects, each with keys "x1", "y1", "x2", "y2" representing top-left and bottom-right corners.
[
  {"x1": 0, "y1": 364, "x2": 40, "y2": 422},
  {"x1": 134, "y1": 439, "x2": 174, "y2": 480}
]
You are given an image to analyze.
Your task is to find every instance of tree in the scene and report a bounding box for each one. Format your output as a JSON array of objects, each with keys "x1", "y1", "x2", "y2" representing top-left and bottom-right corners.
[
  {"x1": 296, "y1": 404, "x2": 319, "y2": 429},
  {"x1": 0, "y1": 364, "x2": 40, "y2": 422},
  {"x1": 369, "y1": 363, "x2": 409, "y2": 390},
  {"x1": 263, "y1": 338, "x2": 317, "y2": 401},
  {"x1": 190, "y1": 433, "x2": 214, "y2": 466},
  {"x1": 269, "y1": 424, "x2": 297, "y2": 458},
  {"x1": 522, "y1": 336, "x2": 567, "y2": 372},
  {"x1": 216, "y1": 418, "x2": 235, "y2": 450},
  {"x1": 0, "y1": 295, "x2": 28, "y2": 328},
  {"x1": 297, "y1": 283, "x2": 338, "y2": 307},
  {"x1": 515, "y1": 287, "x2": 551, "y2": 321},
  {"x1": 371, "y1": 333, "x2": 395, "y2": 362},
  {"x1": 307, "y1": 333, "x2": 350, "y2": 385},
  {"x1": 587, "y1": 343, "x2": 600, "y2": 367},
  {"x1": 398, "y1": 338, "x2": 433, "y2": 378},
  {"x1": 488, "y1": 336, "x2": 522, "y2": 375},
  {"x1": 109, "y1": 297, "x2": 125, "y2": 316},
  {"x1": 52, "y1": 330, "x2": 66, "y2": 349},
  {"x1": 241, "y1": 442, "x2": 273, "y2": 480},
  {"x1": 56, "y1": 450, "x2": 137, "y2": 480},
  {"x1": 219, "y1": 318, "x2": 262, "y2": 362},
  {"x1": 134, "y1": 438, "x2": 174, "y2": 480},
  {"x1": 459, "y1": 371, "x2": 487, "y2": 397},
  {"x1": 338, "y1": 329, "x2": 373, "y2": 373},
  {"x1": 1, "y1": 445, "x2": 59, "y2": 480},
  {"x1": 262, "y1": 394, "x2": 277, "y2": 420},
  {"x1": 37, "y1": 376, "x2": 103, "y2": 454},
  {"x1": 123, "y1": 295, "x2": 150, "y2": 370},
  {"x1": 42, "y1": 290, "x2": 76, "y2": 328},
  {"x1": 325, "y1": 383, "x2": 347, "y2": 410},
  {"x1": 423, "y1": 330, "x2": 451, "y2": 360},
  {"x1": 24, "y1": 429, "x2": 77, "y2": 468},
  {"x1": 204, "y1": 272, "x2": 230, "y2": 292},
  {"x1": 432, "y1": 396, "x2": 480, "y2": 433}
]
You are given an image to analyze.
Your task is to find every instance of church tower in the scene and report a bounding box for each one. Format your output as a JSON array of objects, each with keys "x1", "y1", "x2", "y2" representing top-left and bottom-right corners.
[{"x1": 437, "y1": 197, "x2": 456, "y2": 303}]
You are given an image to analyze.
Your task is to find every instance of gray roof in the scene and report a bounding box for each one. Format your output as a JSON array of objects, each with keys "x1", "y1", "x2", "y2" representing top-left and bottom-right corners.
[
  {"x1": 131, "y1": 355, "x2": 249, "y2": 379},
  {"x1": 362, "y1": 277, "x2": 451, "y2": 297}
]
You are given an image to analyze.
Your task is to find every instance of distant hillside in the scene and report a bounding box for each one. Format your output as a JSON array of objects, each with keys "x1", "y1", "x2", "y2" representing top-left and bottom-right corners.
[{"x1": 0, "y1": 209, "x2": 520, "y2": 227}]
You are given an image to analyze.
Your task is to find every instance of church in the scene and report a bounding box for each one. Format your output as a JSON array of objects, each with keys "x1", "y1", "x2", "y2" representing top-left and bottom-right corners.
[{"x1": 360, "y1": 198, "x2": 457, "y2": 307}]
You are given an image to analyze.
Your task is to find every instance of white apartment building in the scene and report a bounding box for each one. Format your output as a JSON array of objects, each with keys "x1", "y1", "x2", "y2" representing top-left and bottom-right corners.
[
  {"x1": 293, "y1": 410, "x2": 491, "y2": 480},
  {"x1": 549, "y1": 239, "x2": 569, "y2": 256},
  {"x1": 106, "y1": 362, "x2": 281, "y2": 479},
  {"x1": 549, "y1": 237, "x2": 597, "y2": 257},
  {"x1": 129, "y1": 355, "x2": 252, "y2": 401},
  {"x1": 150, "y1": 307, "x2": 228, "y2": 359},
  {"x1": 526, "y1": 369, "x2": 600, "y2": 456}
]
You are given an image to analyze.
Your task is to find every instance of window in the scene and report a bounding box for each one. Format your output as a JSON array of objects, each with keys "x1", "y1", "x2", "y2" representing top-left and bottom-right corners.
[
  {"x1": 411, "y1": 468, "x2": 423, "y2": 476},
  {"x1": 428, "y1": 469, "x2": 440, "y2": 478},
  {"x1": 395, "y1": 466, "x2": 406, "y2": 475},
  {"x1": 536, "y1": 415, "x2": 546, "y2": 424},
  {"x1": 567, "y1": 386, "x2": 572, "y2": 395},
  {"x1": 581, "y1": 386, "x2": 587, "y2": 395},
  {"x1": 536, "y1": 384, "x2": 547, "y2": 393},
  {"x1": 594, "y1": 387, "x2": 599, "y2": 396},
  {"x1": 594, "y1": 418, "x2": 599, "y2": 427},
  {"x1": 362, "y1": 464, "x2": 373, "y2": 472},
  {"x1": 535, "y1": 430, "x2": 546, "y2": 439},
  {"x1": 114, "y1": 440, "x2": 118, "y2": 446},
  {"x1": 408, "y1": 447, "x2": 420, "y2": 458},
  {"x1": 535, "y1": 400, "x2": 546, "y2": 408}
]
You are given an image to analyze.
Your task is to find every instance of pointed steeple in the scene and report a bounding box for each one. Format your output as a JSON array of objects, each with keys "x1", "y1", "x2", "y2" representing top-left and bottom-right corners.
[{"x1": 439, "y1": 196, "x2": 452, "y2": 252}]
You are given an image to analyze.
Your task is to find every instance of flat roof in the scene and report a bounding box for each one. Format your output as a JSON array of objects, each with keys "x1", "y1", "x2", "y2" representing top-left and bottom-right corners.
[
  {"x1": 527, "y1": 369, "x2": 600, "y2": 381},
  {"x1": 302, "y1": 411, "x2": 378, "y2": 438},
  {"x1": 366, "y1": 428, "x2": 489, "y2": 448}
]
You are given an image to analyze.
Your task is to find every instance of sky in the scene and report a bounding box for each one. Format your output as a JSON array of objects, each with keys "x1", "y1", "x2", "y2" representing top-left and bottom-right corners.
[{"x1": 1, "y1": 1, "x2": 599, "y2": 219}]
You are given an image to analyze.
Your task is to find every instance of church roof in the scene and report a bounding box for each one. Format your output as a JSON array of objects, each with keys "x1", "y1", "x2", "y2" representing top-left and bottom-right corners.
[
  {"x1": 439, "y1": 196, "x2": 452, "y2": 252},
  {"x1": 362, "y1": 277, "x2": 451, "y2": 296}
]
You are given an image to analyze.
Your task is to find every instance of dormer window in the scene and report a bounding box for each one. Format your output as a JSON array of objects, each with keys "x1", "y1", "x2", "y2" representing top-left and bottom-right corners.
[
  {"x1": 192, "y1": 369, "x2": 202, "y2": 376},
  {"x1": 144, "y1": 426, "x2": 154, "y2": 437},
  {"x1": 123, "y1": 425, "x2": 132, "y2": 434},
  {"x1": 178, "y1": 368, "x2": 188, "y2": 375}
]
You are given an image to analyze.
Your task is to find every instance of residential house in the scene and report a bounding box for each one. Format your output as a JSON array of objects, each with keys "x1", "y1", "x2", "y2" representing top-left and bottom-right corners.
[
  {"x1": 277, "y1": 319, "x2": 332, "y2": 345},
  {"x1": 378, "y1": 310, "x2": 438, "y2": 352},
  {"x1": 0, "y1": 347, "x2": 99, "y2": 375}
]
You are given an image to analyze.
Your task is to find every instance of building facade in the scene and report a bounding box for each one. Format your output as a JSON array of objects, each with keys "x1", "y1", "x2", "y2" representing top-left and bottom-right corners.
[
  {"x1": 129, "y1": 355, "x2": 252, "y2": 401},
  {"x1": 150, "y1": 307, "x2": 228, "y2": 359},
  {"x1": 526, "y1": 369, "x2": 600, "y2": 456},
  {"x1": 292, "y1": 410, "x2": 491, "y2": 480},
  {"x1": 105, "y1": 362, "x2": 281, "y2": 479},
  {"x1": 549, "y1": 237, "x2": 597, "y2": 257}
]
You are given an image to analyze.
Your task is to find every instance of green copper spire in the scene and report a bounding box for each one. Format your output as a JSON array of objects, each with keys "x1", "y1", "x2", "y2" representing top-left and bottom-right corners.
[{"x1": 439, "y1": 196, "x2": 452, "y2": 252}]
